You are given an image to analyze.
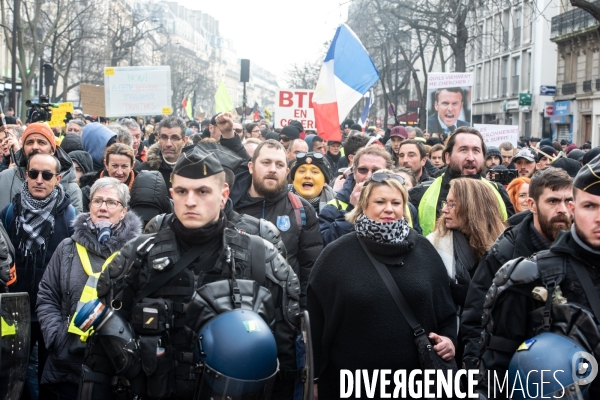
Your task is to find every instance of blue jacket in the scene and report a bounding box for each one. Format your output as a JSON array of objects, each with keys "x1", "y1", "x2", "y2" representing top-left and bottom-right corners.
[
  {"x1": 1, "y1": 194, "x2": 76, "y2": 320},
  {"x1": 319, "y1": 173, "x2": 422, "y2": 246},
  {"x1": 81, "y1": 122, "x2": 117, "y2": 172}
]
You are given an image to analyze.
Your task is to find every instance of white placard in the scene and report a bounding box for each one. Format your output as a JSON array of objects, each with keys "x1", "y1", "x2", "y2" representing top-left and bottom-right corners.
[
  {"x1": 474, "y1": 124, "x2": 519, "y2": 148},
  {"x1": 274, "y1": 89, "x2": 316, "y2": 130},
  {"x1": 104, "y1": 66, "x2": 172, "y2": 117}
]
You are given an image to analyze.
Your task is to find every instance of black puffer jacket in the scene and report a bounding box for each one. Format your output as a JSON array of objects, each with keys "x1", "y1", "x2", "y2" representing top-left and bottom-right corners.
[
  {"x1": 36, "y1": 211, "x2": 142, "y2": 385},
  {"x1": 129, "y1": 170, "x2": 172, "y2": 226},
  {"x1": 234, "y1": 185, "x2": 323, "y2": 308},
  {"x1": 461, "y1": 212, "x2": 548, "y2": 369}
]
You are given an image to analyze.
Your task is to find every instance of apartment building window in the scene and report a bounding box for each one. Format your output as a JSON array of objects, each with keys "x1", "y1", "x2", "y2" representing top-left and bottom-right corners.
[
  {"x1": 586, "y1": 50, "x2": 593, "y2": 81},
  {"x1": 485, "y1": 61, "x2": 491, "y2": 99},
  {"x1": 513, "y1": 7, "x2": 522, "y2": 47},
  {"x1": 478, "y1": 23, "x2": 484, "y2": 58},
  {"x1": 485, "y1": 18, "x2": 493, "y2": 56},
  {"x1": 523, "y1": 1, "x2": 532, "y2": 43},
  {"x1": 502, "y1": 56, "x2": 509, "y2": 96},
  {"x1": 512, "y1": 56, "x2": 521, "y2": 96},
  {"x1": 523, "y1": 51, "x2": 531, "y2": 92},
  {"x1": 494, "y1": 14, "x2": 501, "y2": 53},
  {"x1": 493, "y1": 58, "x2": 500, "y2": 97},
  {"x1": 476, "y1": 66, "x2": 482, "y2": 100},
  {"x1": 503, "y1": 10, "x2": 510, "y2": 51},
  {"x1": 564, "y1": 53, "x2": 573, "y2": 84}
]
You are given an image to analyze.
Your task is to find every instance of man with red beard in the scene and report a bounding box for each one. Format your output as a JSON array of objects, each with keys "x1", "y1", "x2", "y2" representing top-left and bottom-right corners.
[
  {"x1": 409, "y1": 126, "x2": 515, "y2": 235},
  {"x1": 461, "y1": 167, "x2": 573, "y2": 370},
  {"x1": 233, "y1": 139, "x2": 323, "y2": 308}
]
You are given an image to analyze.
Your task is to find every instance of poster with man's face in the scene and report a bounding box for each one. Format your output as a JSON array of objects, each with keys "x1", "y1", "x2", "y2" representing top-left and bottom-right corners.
[{"x1": 426, "y1": 73, "x2": 473, "y2": 136}]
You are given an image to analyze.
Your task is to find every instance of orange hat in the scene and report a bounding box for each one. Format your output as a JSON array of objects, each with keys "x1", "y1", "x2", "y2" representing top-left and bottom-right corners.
[{"x1": 22, "y1": 122, "x2": 56, "y2": 151}]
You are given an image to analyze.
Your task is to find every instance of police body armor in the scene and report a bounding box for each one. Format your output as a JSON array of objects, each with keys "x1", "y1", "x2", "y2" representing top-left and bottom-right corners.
[
  {"x1": 80, "y1": 225, "x2": 301, "y2": 400},
  {"x1": 476, "y1": 251, "x2": 600, "y2": 398}
]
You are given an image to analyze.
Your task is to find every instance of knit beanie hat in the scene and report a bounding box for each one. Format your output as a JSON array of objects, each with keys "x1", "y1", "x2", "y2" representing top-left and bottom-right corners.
[
  {"x1": 60, "y1": 133, "x2": 83, "y2": 154},
  {"x1": 22, "y1": 122, "x2": 56, "y2": 150}
]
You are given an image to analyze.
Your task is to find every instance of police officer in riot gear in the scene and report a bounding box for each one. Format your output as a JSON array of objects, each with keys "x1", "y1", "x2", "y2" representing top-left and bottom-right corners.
[
  {"x1": 79, "y1": 145, "x2": 301, "y2": 399},
  {"x1": 476, "y1": 155, "x2": 600, "y2": 398}
]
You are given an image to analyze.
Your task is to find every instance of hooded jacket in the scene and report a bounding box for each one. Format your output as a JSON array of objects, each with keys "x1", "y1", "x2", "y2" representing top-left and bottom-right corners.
[
  {"x1": 233, "y1": 183, "x2": 323, "y2": 308},
  {"x1": 129, "y1": 170, "x2": 172, "y2": 225},
  {"x1": 0, "y1": 192, "x2": 76, "y2": 321},
  {"x1": 36, "y1": 212, "x2": 142, "y2": 385},
  {"x1": 0, "y1": 146, "x2": 83, "y2": 211},
  {"x1": 134, "y1": 142, "x2": 175, "y2": 192},
  {"x1": 81, "y1": 123, "x2": 117, "y2": 172},
  {"x1": 68, "y1": 150, "x2": 94, "y2": 175},
  {"x1": 319, "y1": 173, "x2": 422, "y2": 246},
  {"x1": 60, "y1": 133, "x2": 83, "y2": 154}
]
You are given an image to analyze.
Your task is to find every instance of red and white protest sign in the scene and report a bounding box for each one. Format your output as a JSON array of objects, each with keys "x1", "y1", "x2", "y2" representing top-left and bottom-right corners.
[
  {"x1": 275, "y1": 90, "x2": 316, "y2": 130},
  {"x1": 474, "y1": 124, "x2": 519, "y2": 148}
]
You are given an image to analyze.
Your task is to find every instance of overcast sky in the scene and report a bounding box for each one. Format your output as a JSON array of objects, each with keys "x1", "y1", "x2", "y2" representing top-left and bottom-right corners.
[{"x1": 178, "y1": 0, "x2": 349, "y2": 86}]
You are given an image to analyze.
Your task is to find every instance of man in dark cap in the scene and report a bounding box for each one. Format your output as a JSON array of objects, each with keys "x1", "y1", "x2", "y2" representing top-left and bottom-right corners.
[
  {"x1": 513, "y1": 147, "x2": 537, "y2": 178},
  {"x1": 473, "y1": 157, "x2": 600, "y2": 398},
  {"x1": 279, "y1": 125, "x2": 300, "y2": 147},
  {"x1": 80, "y1": 145, "x2": 302, "y2": 399},
  {"x1": 484, "y1": 146, "x2": 501, "y2": 169}
]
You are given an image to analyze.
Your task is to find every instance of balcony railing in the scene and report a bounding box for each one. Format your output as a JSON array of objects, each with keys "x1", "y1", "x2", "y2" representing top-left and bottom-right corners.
[
  {"x1": 562, "y1": 82, "x2": 577, "y2": 95},
  {"x1": 551, "y1": 2, "x2": 600, "y2": 40},
  {"x1": 584, "y1": 80, "x2": 593, "y2": 92}
]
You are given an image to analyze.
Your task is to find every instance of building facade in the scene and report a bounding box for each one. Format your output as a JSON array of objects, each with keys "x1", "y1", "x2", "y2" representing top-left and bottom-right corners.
[{"x1": 467, "y1": 0, "x2": 559, "y2": 138}]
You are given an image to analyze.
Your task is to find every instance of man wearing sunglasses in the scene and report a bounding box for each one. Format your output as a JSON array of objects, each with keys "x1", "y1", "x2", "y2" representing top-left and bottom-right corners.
[
  {"x1": 0, "y1": 152, "x2": 77, "y2": 398},
  {"x1": 0, "y1": 122, "x2": 83, "y2": 212}
]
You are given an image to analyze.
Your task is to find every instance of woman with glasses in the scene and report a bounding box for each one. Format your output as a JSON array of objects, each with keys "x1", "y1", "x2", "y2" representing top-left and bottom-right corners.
[
  {"x1": 37, "y1": 177, "x2": 142, "y2": 399},
  {"x1": 307, "y1": 172, "x2": 457, "y2": 399},
  {"x1": 506, "y1": 176, "x2": 531, "y2": 213},
  {"x1": 426, "y1": 178, "x2": 506, "y2": 361},
  {"x1": 80, "y1": 143, "x2": 137, "y2": 212}
]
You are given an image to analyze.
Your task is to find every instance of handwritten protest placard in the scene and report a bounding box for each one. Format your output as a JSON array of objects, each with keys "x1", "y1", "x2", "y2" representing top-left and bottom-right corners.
[
  {"x1": 48, "y1": 102, "x2": 74, "y2": 128},
  {"x1": 80, "y1": 84, "x2": 106, "y2": 116},
  {"x1": 474, "y1": 124, "x2": 519, "y2": 148},
  {"x1": 104, "y1": 66, "x2": 172, "y2": 117}
]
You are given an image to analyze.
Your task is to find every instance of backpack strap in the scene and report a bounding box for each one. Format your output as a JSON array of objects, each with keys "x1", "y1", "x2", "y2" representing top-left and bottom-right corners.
[{"x1": 287, "y1": 192, "x2": 306, "y2": 231}]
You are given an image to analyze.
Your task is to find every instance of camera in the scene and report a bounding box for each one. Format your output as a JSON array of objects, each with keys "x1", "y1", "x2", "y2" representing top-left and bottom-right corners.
[
  {"x1": 25, "y1": 95, "x2": 55, "y2": 123},
  {"x1": 489, "y1": 169, "x2": 518, "y2": 186}
]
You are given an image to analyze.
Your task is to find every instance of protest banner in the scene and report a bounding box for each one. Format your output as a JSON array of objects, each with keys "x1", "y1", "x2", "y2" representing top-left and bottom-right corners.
[
  {"x1": 274, "y1": 90, "x2": 316, "y2": 130},
  {"x1": 104, "y1": 66, "x2": 172, "y2": 117},
  {"x1": 474, "y1": 124, "x2": 519, "y2": 148},
  {"x1": 426, "y1": 73, "x2": 473, "y2": 136},
  {"x1": 80, "y1": 84, "x2": 106, "y2": 116},
  {"x1": 48, "y1": 102, "x2": 74, "y2": 128}
]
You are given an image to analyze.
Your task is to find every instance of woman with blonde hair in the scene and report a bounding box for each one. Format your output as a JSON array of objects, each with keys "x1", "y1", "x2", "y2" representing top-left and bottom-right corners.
[
  {"x1": 427, "y1": 178, "x2": 506, "y2": 359},
  {"x1": 506, "y1": 176, "x2": 531, "y2": 213},
  {"x1": 308, "y1": 172, "x2": 456, "y2": 398}
]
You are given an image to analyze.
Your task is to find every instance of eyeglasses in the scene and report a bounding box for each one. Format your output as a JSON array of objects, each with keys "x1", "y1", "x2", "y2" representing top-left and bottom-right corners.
[
  {"x1": 441, "y1": 200, "x2": 457, "y2": 210},
  {"x1": 279, "y1": 135, "x2": 291, "y2": 142},
  {"x1": 90, "y1": 198, "x2": 123, "y2": 209},
  {"x1": 295, "y1": 152, "x2": 324, "y2": 162},
  {"x1": 364, "y1": 172, "x2": 405, "y2": 186},
  {"x1": 26, "y1": 170, "x2": 59, "y2": 181},
  {"x1": 356, "y1": 167, "x2": 380, "y2": 175},
  {"x1": 159, "y1": 134, "x2": 182, "y2": 143},
  {"x1": 251, "y1": 129, "x2": 261, "y2": 133}
]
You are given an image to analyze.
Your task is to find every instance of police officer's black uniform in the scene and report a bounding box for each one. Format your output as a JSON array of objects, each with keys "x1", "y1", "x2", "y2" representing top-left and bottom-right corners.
[
  {"x1": 475, "y1": 158, "x2": 600, "y2": 398},
  {"x1": 79, "y1": 147, "x2": 301, "y2": 400}
]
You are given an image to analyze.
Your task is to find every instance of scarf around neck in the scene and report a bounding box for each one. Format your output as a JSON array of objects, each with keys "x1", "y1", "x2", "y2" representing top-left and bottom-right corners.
[
  {"x1": 17, "y1": 181, "x2": 64, "y2": 255},
  {"x1": 169, "y1": 211, "x2": 226, "y2": 250},
  {"x1": 355, "y1": 213, "x2": 410, "y2": 244}
]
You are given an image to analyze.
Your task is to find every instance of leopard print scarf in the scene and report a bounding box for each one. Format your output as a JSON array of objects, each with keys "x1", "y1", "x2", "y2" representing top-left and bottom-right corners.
[{"x1": 354, "y1": 213, "x2": 410, "y2": 244}]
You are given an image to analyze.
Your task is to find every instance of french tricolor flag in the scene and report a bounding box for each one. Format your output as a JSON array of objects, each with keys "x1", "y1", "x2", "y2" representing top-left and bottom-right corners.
[{"x1": 313, "y1": 24, "x2": 380, "y2": 141}]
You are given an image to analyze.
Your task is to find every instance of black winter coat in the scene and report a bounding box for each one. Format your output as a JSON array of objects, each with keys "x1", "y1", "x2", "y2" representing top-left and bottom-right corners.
[
  {"x1": 234, "y1": 186, "x2": 323, "y2": 308},
  {"x1": 461, "y1": 213, "x2": 547, "y2": 369},
  {"x1": 1, "y1": 193, "x2": 76, "y2": 321},
  {"x1": 36, "y1": 212, "x2": 142, "y2": 385},
  {"x1": 307, "y1": 231, "x2": 457, "y2": 399},
  {"x1": 129, "y1": 170, "x2": 172, "y2": 226}
]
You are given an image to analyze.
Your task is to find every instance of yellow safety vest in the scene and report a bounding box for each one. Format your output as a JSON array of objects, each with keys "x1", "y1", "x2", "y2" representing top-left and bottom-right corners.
[
  {"x1": 67, "y1": 243, "x2": 117, "y2": 341},
  {"x1": 418, "y1": 174, "x2": 507, "y2": 236}
]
